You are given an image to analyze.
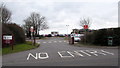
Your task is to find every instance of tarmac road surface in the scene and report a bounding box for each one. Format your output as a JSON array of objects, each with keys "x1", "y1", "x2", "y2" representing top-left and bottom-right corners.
[{"x1": 3, "y1": 37, "x2": 118, "y2": 66}]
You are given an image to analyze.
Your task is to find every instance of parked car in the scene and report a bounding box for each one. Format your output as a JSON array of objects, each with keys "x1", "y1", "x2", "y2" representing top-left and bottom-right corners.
[
  {"x1": 51, "y1": 34, "x2": 55, "y2": 37},
  {"x1": 59, "y1": 34, "x2": 65, "y2": 37},
  {"x1": 47, "y1": 34, "x2": 52, "y2": 37},
  {"x1": 57, "y1": 34, "x2": 59, "y2": 36},
  {"x1": 74, "y1": 35, "x2": 81, "y2": 42},
  {"x1": 45, "y1": 34, "x2": 48, "y2": 37}
]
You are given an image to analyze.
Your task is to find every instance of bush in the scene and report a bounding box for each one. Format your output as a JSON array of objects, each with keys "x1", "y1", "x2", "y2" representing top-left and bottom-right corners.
[
  {"x1": 81, "y1": 28, "x2": 120, "y2": 46},
  {"x1": 2, "y1": 23, "x2": 25, "y2": 45}
]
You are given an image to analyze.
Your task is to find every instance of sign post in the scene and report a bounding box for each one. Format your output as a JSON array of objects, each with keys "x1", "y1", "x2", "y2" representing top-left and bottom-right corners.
[
  {"x1": 84, "y1": 25, "x2": 88, "y2": 29},
  {"x1": 83, "y1": 25, "x2": 88, "y2": 44},
  {"x1": 30, "y1": 26, "x2": 36, "y2": 46}
]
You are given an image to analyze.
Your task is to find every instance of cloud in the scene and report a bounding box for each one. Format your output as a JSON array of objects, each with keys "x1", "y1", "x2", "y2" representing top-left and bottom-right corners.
[
  {"x1": 0, "y1": 0, "x2": 118, "y2": 34},
  {"x1": 1, "y1": 0, "x2": 119, "y2": 3}
]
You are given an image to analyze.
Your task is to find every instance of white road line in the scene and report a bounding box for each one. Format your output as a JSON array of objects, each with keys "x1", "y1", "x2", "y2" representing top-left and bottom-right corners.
[
  {"x1": 73, "y1": 51, "x2": 84, "y2": 57},
  {"x1": 43, "y1": 42, "x2": 46, "y2": 43},
  {"x1": 38, "y1": 52, "x2": 49, "y2": 59},
  {"x1": 27, "y1": 52, "x2": 49, "y2": 60},
  {"x1": 76, "y1": 50, "x2": 91, "y2": 56},
  {"x1": 101, "y1": 50, "x2": 114, "y2": 55},
  {"x1": 58, "y1": 51, "x2": 74, "y2": 58},
  {"x1": 54, "y1": 41, "x2": 57, "y2": 43},
  {"x1": 64, "y1": 41, "x2": 67, "y2": 42},
  {"x1": 27, "y1": 53, "x2": 38, "y2": 60},
  {"x1": 86, "y1": 50, "x2": 98, "y2": 56},
  {"x1": 86, "y1": 50, "x2": 107, "y2": 56},
  {"x1": 59, "y1": 41, "x2": 62, "y2": 42},
  {"x1": 99, "y1": 52, "x2": 106, "y2": 55},
  {"x1": 48, "y1": 41, "x2": 52, "y2": 43},
  {"x1": 67, "y1": 51, "x2": 75, "y2": 57}
]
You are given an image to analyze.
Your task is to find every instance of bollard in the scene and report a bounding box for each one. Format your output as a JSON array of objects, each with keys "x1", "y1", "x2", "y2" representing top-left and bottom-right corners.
[{"x1": 71, "y1": 37, "x2": 74, "y2": 44}]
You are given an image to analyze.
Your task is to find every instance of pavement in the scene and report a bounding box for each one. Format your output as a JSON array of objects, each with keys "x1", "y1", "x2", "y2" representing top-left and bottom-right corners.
[{"x1": 2, "y1": 37, "x2": 118, "y2": 66}]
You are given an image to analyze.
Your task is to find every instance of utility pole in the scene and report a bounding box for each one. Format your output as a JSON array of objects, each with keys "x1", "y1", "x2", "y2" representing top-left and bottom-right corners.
[
  {"x1": 0, "y1": 4, "x2": 3, "y2": 23},
  {"x1": 84, "y1": 25, "x2": 88, "y2": 44},
  {"x1": 66, "y1": 25, "x2": 69, "y2": 36},
  {"x1": 84, "y1": 29, "x2": 87, "y2": 44}
]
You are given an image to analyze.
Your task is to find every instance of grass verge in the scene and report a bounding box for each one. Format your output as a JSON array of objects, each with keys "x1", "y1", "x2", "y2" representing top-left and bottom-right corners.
[
  {"x1": 74, "y1": 42, "x2": 118, "y2": 48},
  {"x1": 2, "y1": 41, "x2": 39, "y2": 55}
]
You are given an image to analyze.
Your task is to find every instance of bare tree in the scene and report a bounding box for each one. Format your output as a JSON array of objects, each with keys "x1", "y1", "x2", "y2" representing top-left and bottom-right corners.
[
  {"x1": 0, "y1": 4, "x2": 11, "y2": 23},
  {"x1": 24, "y1": 12, "x2": 48, "y2": 37},
  {"x1": 22, "y1": 19, "x2": 32, "y2": 38},
  {"x1": 79, "y1": 18, "x2": 91, "y2": 44},
  {"x1": 80, "y1": 18, "x2": 91, "y2": 29},
  {"x1": 23, "y1": 12, "x2": 48, "y2": 46}
]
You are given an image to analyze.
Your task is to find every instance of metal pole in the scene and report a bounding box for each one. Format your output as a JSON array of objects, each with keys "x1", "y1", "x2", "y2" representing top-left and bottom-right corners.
[
  {"x1": 84, "y1": 29, "x2": 87, "y2": 44},
  {"x1": 85, "y1": 29, "x2": 86, "y2": 44},
  {"x1": 66, "y1": 25, "x2": 69, "y2": 36},
  {"x1": 33, "y1": 26, "x2": 36, "y2": 46},
  {"x1": 0, "y1": 5, "x2": 2, "y2": 23}
]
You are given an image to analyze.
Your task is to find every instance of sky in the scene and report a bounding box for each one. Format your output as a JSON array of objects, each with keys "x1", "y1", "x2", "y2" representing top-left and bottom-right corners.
[{"x1": 1, "y1": 0, "x2": 119, "y2": 34}]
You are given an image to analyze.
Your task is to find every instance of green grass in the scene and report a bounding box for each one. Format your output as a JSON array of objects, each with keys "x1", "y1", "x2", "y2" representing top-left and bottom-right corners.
[{"x1": 2, "y1": 41, "x2": 39, "y2": 55}]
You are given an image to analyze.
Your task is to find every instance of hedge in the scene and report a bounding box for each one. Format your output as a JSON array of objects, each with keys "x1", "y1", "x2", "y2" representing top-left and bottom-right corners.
[
  {"x1": 2, "y1": 23, "x2": 25, "y2": 45},
  {"x1": 81, "y1": 28, "x2": 120, "y2": 46}
]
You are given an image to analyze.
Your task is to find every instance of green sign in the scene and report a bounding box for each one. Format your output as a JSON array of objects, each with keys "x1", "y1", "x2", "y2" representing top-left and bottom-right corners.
[{"x1": 108, "y1": 37, "x2": 113, "y2": 45}]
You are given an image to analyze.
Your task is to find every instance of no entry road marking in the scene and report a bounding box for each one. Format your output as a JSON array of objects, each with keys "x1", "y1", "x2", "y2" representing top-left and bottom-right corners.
[
  {"x1": 27, "y1": 50, "x2": 114, "y2": 60},
  {"x1": 27, "y1": 52, "x2": 49, "y2": 60},
  {"x1": 58, "y1": 51, "x2": 74, "y2": 58}
]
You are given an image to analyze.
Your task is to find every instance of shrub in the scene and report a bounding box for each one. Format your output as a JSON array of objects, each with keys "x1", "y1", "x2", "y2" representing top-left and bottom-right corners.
[
  {"x1": 81, "y1": 28, "x2": 120, "y2": 46},
  {"x1": 2, "y1": 23, "x2": 25, "y2": 45}
]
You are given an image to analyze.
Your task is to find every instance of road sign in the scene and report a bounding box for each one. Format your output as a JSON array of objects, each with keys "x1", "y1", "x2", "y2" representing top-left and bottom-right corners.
[
  {"x1": 84, "y1": 25, "x2": 88, "y2": 29},
  {"x1": 30, "y1": 26, "x2": 34, "y2": 32},
  {"x1": 3, "y1": 35, "x2": 13, "y2": 44},
  {"x1": 108, "y1": 37, "x2": 113, "y2": 45},
  {"x1": 2, "y1": 34, "x2": 14, "y2": 50}
]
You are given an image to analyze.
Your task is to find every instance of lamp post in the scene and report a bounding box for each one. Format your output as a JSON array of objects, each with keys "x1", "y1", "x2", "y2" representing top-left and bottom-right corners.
[
  {"x1": 0, "y1": 5, "x2": 3, "y2": 24},
  {"x1": 66, "y1": 25, "x2": 69, "y2": 36}
]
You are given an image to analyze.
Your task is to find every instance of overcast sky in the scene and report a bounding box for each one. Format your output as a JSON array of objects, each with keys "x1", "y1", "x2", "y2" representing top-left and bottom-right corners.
[{"x1": 1, "y1": 0, "x2": 119, "y2": 34}]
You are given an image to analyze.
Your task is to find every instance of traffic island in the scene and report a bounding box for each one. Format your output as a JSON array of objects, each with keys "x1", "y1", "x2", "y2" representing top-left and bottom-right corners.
[{"x1": 2, "y1": 41, "x2": 40, "y2": 55}]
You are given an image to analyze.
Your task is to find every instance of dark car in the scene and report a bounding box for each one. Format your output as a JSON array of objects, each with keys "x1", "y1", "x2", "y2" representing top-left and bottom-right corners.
[
  {"x1": 59, "y1": 34, "x2": 64, "y2": 37},
  {"x1": 47, "y1": 34, "x2": 52, "y2": 37}
]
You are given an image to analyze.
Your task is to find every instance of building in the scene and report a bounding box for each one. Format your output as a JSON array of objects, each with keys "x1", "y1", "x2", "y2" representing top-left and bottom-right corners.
[{"x1": 51, "y1": 31, "x2": 59, "y2": 36}]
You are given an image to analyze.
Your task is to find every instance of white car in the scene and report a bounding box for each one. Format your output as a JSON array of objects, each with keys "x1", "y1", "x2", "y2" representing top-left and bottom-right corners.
[{"x1": 74, "y1": 36, "x2": 81, "y2": 42}]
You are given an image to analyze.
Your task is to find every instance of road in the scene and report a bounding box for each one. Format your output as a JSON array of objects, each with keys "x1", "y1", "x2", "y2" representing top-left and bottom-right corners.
[{"x1": 3, "y1": 37, "x2": 118, "y2": 66}]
